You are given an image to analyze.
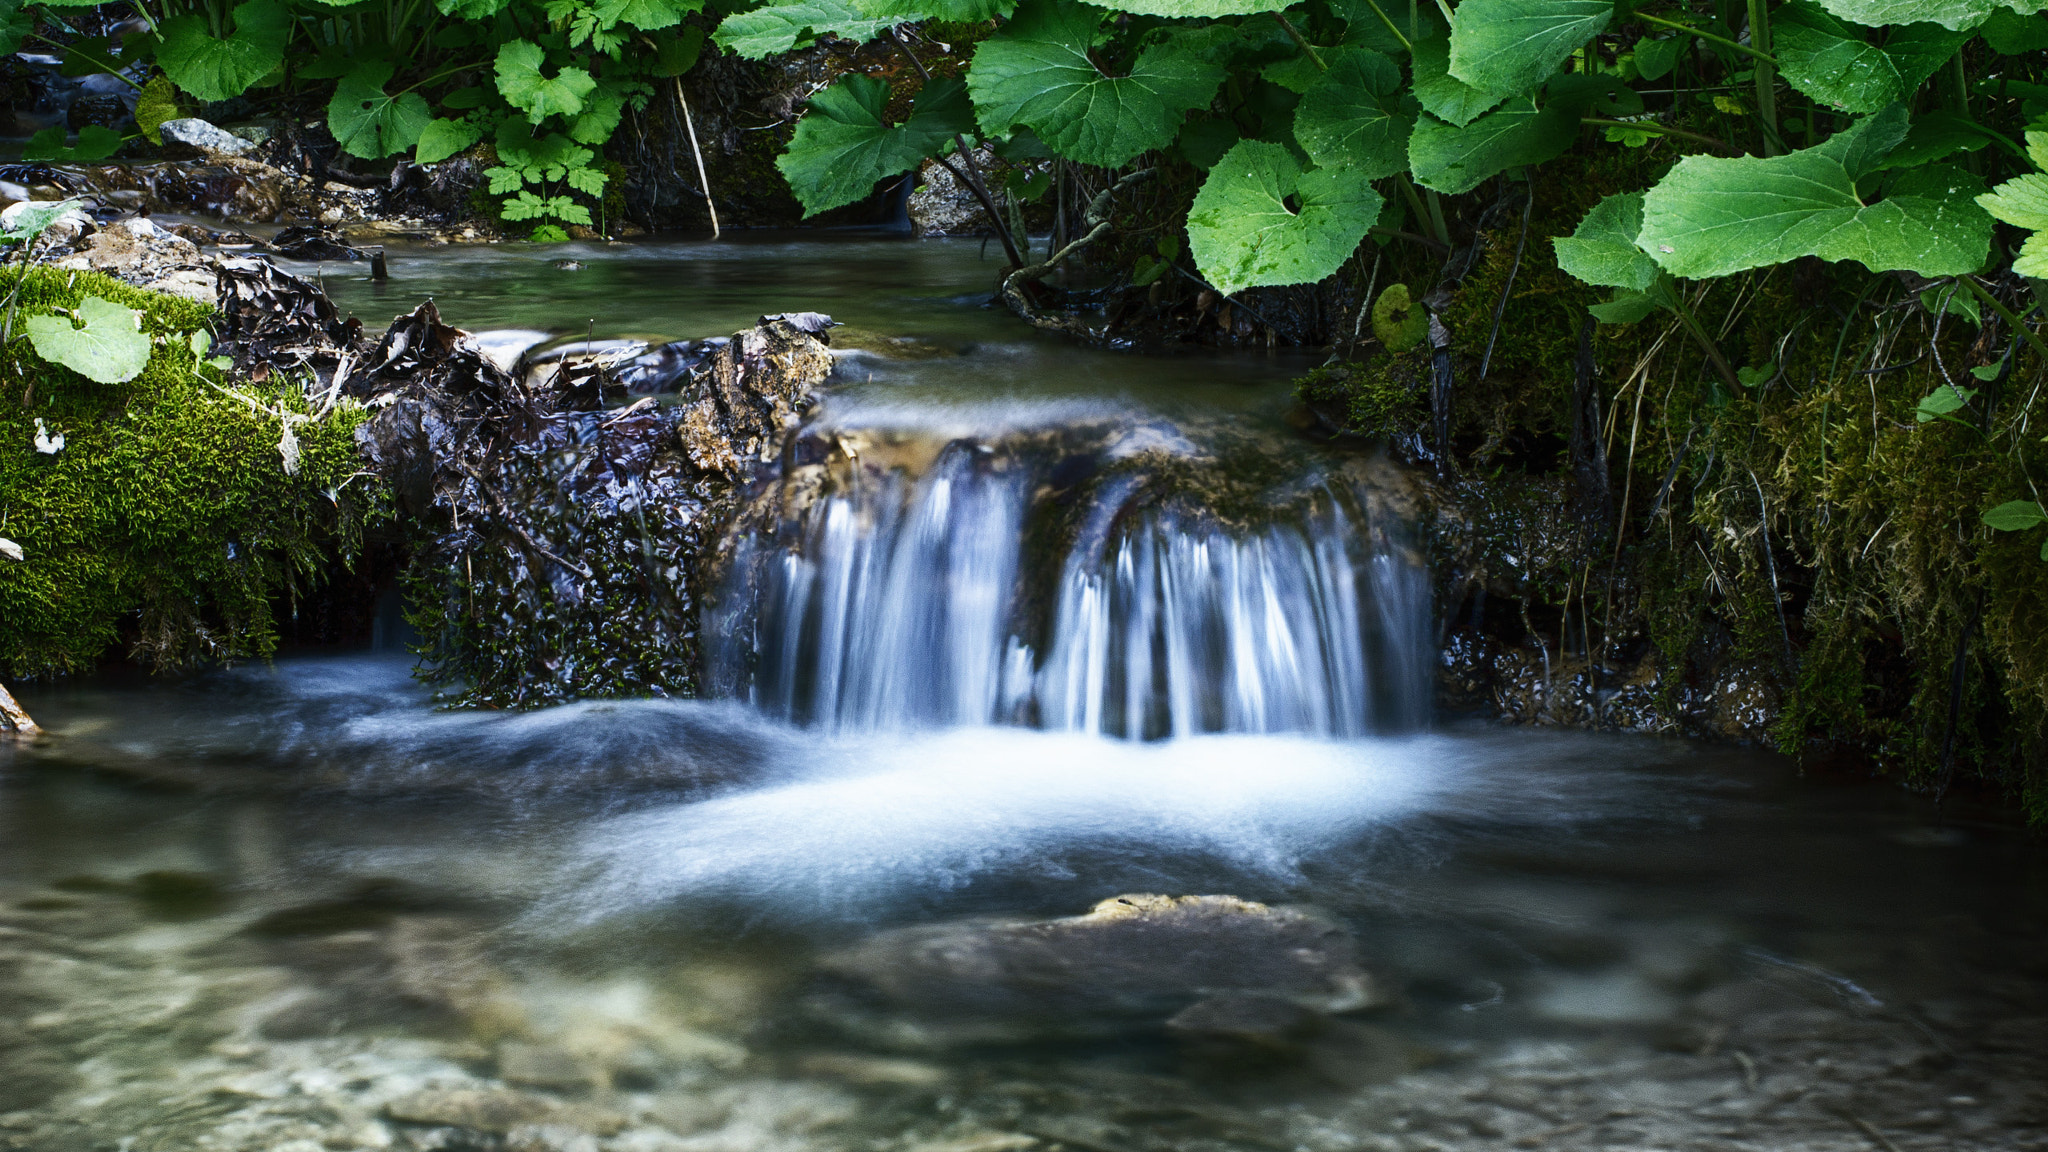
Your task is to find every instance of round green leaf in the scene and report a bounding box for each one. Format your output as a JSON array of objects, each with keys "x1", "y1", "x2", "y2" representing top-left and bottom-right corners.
[
  {"x1": 415, "y1": 117, "x2": 486, "y2": 163},
  {"x1": 494, "y1": 39, "x2": 597, "y2": 124},
  {"x1": 1554, "y1": 192, "x2": 1660, "y2": 291},
  {"x1": 1371, "y1": 283, "x2": 1428, "y2": 351},
  {"x1": 26, "y1": 296, "x2": 153, "y2": 385},
  {"x1": 157, "y1": 0, "x2": 289, "y2": 103},
  {"x1": 1447, "y1": 0, "x2": 1611, "y2": 98},
  {"x1": 329, "y1": 62, "x2": 434, "y2": 159},
  {"x1": 1186, "y1": 139, "x2": 1383, "y2": 296}
]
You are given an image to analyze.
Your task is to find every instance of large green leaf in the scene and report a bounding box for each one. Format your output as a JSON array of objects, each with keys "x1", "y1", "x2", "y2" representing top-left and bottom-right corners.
[
  {"x1": 436, "y1": 0, "x2": 514, "y2": 17},
  {"x1": 968, "y1": 0, "x2": 1225, "y2": 168},
  {"x1": 1293, "y1": 47, "x2": 1411, "y2": 177},
  {"x1": 1447, "y1": 0, "x2": 1610, "y2": 97},
  {"x1": 1775, "y1": 2, "x2": 1971, "y2": 114},
  {"x1": 1186, "y1": 139, "x2": 1383, "y2": 296},
  {"x1": 157, "y1": 0, "x2": 289, "y2": 102},
  {"x1": 1817, "y1": 0, "x2": 2036, "y2": 30},
  {"x1": 1554, "y1": 192, "x2": 1660, "y2": 291},
  {"x1": 1082, "y1": 0, "x2": 1282, "y2": 11},
  {"x1": 853, "y1": 0, "x2": 1013, "y2": 17},
  {"x1": 328, "y1": 62, "x2": 433, "y2": 159},
  {"x1": 1979, "y1": 8, "x2": 2048, "y2": 51},
  {"x1": 598, "y1": 0, "x2": 701, "y2": 30},
  {"x1": 1408, "y1": 96, "x2": 1578, "y2": 193},
  {"x1": 495, "y1": 39, "x2": 597, "y2": 124},
  {"x1": 776, "y1": 75, "x2": 974, "y2": 216},
  {"x1": 1639, "y1": 123, "x2": 1994, "y2": 279},
  {"x1": 1410, "y1": 35, "x2": 1500, "y2": 127},
  {"x1": 26, "y1": 297, "x2": 153, "y2": 385},
  {"x1": 712, "y1": 0, "x2": 895, "y2": 59}
]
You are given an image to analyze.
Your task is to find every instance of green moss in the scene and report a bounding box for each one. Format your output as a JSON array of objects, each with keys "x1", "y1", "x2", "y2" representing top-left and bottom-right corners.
[
  {"x1": 1297, "y1": 357, "x2": 1425, "y2": 440},
  {"x1": 0, "y1": 266, "x2": 383, "y2": 677}
]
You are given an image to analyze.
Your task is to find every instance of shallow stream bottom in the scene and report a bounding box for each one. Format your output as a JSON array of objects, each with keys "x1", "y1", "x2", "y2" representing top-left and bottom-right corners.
[{"x1": 0, "y1": 656, "x2": 2043, "y2": 1152}]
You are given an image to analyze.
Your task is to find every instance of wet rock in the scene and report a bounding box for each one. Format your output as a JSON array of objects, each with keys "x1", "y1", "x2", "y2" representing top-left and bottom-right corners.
[
  {"x1": 49, "y1": 216, "x2": 216, "y2": 301},
  {"x1": 816, "y1": 895, "x2": 1377, "y2": 1046},
  {"x1": 1164, "y1": 992, "x2": 1321, "y2": 1041},
  {"x1": 159, "y1": 118, "x2": 258, "y2": 159},
  {"x1": 352, "y1": 308, "x2": 834, "y2": 706},
  {"x1": 498, "y1": 1042, "x2": 602, "y2": 1092},
  {"x1": 386, "y1": 1087, "x2": 564, "y2": 1132},
  {"x1": 506, "y1": 1123, "x2": 601, "y2": 1152},
  {"x1": 266, "y1": 224, "x2": 363, "y2": 261},
  {"x1": 906, "y1": 151, "x2": 992, "y2": 237}
]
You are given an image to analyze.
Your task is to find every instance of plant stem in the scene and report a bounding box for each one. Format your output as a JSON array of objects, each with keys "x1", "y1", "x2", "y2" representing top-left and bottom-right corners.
[
  {"x1": 672, "y1": 76, "x2": 719, "y2": 240},
  {"x1": 1358, "y1": 0, "x2": 1412, "y2": 53},
  {"x1": 1274, "y1": 13, "x2": 1326, "y2": 70},
  {"x1": 1668, "y1": 288, "x2": 1741, "y2": 392},
  {"x1": 1959, "y1": 277, "x2": 2048, "y2": 366},
  {"x1": 1746, "y1": 0, "x2": 1778, "y2": 154},
  {"x1": 1634, "y1": 11, "x2": 1778, "y2": 66}
]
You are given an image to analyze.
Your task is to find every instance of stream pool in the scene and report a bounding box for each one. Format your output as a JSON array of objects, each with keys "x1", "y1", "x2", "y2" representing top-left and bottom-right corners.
[{"x1": 1, "y1": 235, "x2": 2044, "y2": 1152}]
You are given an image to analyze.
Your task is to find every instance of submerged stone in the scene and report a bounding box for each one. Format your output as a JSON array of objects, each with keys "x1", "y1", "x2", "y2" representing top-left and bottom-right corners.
[{"x1": 814, "y1": 894, "x2": 1377, "y2": 1047}]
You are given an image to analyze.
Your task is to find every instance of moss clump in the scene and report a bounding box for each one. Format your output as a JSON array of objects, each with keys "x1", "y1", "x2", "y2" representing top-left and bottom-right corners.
[
  {"x1": 0, "y1": 266, "x2": 382, "y2": 677},
  {"x1": 1297, "y1": 358, "x2": 1425, "y2": 440}
]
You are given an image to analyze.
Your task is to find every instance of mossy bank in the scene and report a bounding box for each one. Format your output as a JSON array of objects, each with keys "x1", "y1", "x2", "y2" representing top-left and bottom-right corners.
[{"x1": 0, "y1": 267, "x2": 381, "y2": 678}]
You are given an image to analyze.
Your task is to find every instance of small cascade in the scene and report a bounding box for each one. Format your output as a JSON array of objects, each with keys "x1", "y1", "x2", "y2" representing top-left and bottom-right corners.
[{"x1": 716, "y1": 440, "x2": 1433, "y2": 738}]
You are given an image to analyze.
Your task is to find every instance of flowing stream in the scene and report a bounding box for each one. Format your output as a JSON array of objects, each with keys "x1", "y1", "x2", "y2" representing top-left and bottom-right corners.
[{"x1": 0, "y1": 236, "x2": 2044, "y2": 1152}]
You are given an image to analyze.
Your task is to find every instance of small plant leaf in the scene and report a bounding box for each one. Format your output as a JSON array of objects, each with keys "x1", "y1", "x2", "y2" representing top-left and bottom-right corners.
[
  {"x1": 495, "y1": 39, "x2": 597, "y2": 123},
  {"x1": 415, "y1": 116, "x2": 485, "y2": 163},
  {"x1": 328, "y1": 61, "x2": 433, "y2": 159},
  {"x1": 1983, "y1": 500, "x2": 2048, "y2": 531},
  {"x1": 25, "y1": 296, "x2": 153, "y2": 385},
  {"x1": 1408, "y1": 96, "x2": 1579, "y2": 194},
  {"x1": 1554, "y1": 192, "x2": 1661, "y2": 292},
  {"x1": 1410, "y1": 35, "x2": 1501, "y2": 127},
  {"x1": 157, "y1": 0, "x2": 290, "y2": 102},
  {"x1": 777, "y1": 74, "x2": 974, "y2": 216},
  {"x1": 1447, "y1": 0, "x2": 1610, "y2": 98},
  {"x1": 712, "y1": 0, "x2": 894, "y2": 59},
  {"x1": 969, "y1": 0, "x2": 1225, "y2": 169},
  {"x1": 1915, "y1": 384, "x2": 1976, "y2": 421},
  {"x1": 1293, "y1": 47, "x2": 1412, "y2": 178},
  {"x1": 1371, "y1": 283, "x2": 1429, "y2": 351},
  {"x1": 1186, "y1": 139, "x2": 1383, "y2": 297}
]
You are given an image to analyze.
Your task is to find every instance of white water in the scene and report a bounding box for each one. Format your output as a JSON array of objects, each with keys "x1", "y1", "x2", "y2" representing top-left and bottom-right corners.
[{"x1": 720, "y1": 445, "x2": 1432, "y2": 738}]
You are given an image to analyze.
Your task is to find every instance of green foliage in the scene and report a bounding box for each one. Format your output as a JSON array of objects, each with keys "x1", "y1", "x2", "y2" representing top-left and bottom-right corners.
[
  {"x1": 134, "y1": 76, "x2": 184, "y2": 146},
  {"x1": 25, "y1": 296, "x2": 153, "y2": 384},
  {"x1": 22, "y1": 125, "x2": 122, "y2": 162},
  {"x1": 777, "y1": 74, "x2": 973, "y2": 216},
  {"x1": 1293, "y1": 48, "x2": 1411, "y2": 177},
  {"x1": 1447, "y1": 0, "x2": 1610, "y2": 99},
  {"x1": 1186, "y1": 139, "x2": 1382, "y2": 295},
  {"x1": 1774, "y1": 3, "x2": 1971, "y2": 116},
  {"x1": 1977, "y1": 131, "x2": 2048, "y2": 277},
  {"x1": 328, "y1": 61, "x2": 434, "y2": 159},
  {"x1": 0, "y1": 267, "x2": 379, "y2": 678},
  {"x1": 712, "y1": 0, "x2": 892, "y2": 58},
  {"x1": 1370, "y1": 283, "x2": 1427, "y2": 351},
  {"x1": 156, "y1": 0, "x2": 291, "y2": 103},
  {"x1": 967, "y1": 0, "x2": 1224, "y2": 168}
]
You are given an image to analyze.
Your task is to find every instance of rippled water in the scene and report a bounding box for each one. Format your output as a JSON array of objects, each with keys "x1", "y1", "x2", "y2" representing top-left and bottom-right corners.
[{"x1": 0, "y1": 237, "x2": 2043, "y2": 1152}]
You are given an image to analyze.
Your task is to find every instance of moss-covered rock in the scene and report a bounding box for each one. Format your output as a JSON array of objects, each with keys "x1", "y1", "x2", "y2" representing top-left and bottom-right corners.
[{"x1": 0, "y1": 266, "x2": 381, "y2": 677}]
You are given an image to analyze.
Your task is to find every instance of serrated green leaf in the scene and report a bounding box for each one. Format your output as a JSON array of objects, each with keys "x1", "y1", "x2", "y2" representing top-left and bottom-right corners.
[
  {"x1": 1588, "y1": 287, "x2": 1663, "y2": 323},
  {"x1": 2015, "y1": 231, "x2": 2048, "y2": 278},
  {"x1": 1818, "y1": 0, "x2": 2030, "y2": 31},
  {"x1": 25, "y1": 296, "x2": 152, "y2": 385},
  {"x1": 1776, "y1": 2, "x2": 1970, "y2": 115},
  {"x1": 1329, "y1": 0, "x2": 1441, "y2": 55},
  {"x1": 1555, "y1": 192, "x2": 1661, "y2": 291},
  {"x1": 1447, "y1": 0, "x2": 1610, "y2": 97},
  {"x1": 21, "y1": 125, "x2": 123, "y2": 163},
  {"x1": 1632, "y1": 34, "x2": 1687, "y2": 81},
  {"x1": 1410, "y1": 35, "x2": 1500, "y2": 127},
  {"x1": 495, "y1": 39, "x2": 597, "y2": 123},
  {"x1": 1983, "y1": 499, "x2": 2048, "y2": 530},
  {"x1": 157, "y1": 0, "x2": 289, "y2": 102},
  {"x1": 1371, "y1": 283, "x2": 1428, "y2": 350},
  {"x1": 416, "y1": 116, "x2": 485, "y2": 163},
  {"x1": 0, "y1": 4, "x2": 30, "y2": 55},
  {"x1": 1979, "y1": 172, "x2": 2048, "y2": 230},
  {"x1": 1408, "y1": 96, "x2": 1578, "y2": 193},
  {"x1": 1877, "y1": 110, "x2": 1993, "y2": 171},
  {"x1": 437, "y1": 0, "x2": 514, "y2": 17},
  {"x1": 1084, "y1": 0, "x2": 1280, "y2": 11},
  {"x1": 1812, "y1": 100, "x2": 1911, "y2": 178},
  {"x1": 1639, "y1": 136, "x2": 1995, "y2": 278},
  {"x1": 1186, "y1": 139, "x2": 1383, "y2": 296},
  {"x1": 598, "y1": 0, "x2": 700, "y2": 31},
  {"x1": 651, "y1": 26, "x2": 707, "y2": 76},
  {"x1": 968, "y1": 0, "x2": 1225, "y2": 168},
  {"x1": 853, "y1": 0, "x2": 1014, "y2": 17},
  {"x1": 566, "y1": 165, "x2": 608, "y2": 195},
  {"x1": 777, "y1": 74, "x2": 973, "y2": 216},
  {"x1": 1292, "y1": 47, "x2": 1412, "y2": 178},
  {"x1": 485, "y1": 165, "x2": 526, "y2": 194},
  {"x1": 568, "y1": 91, "x2": 628, "y2": 145},
  {"x1": 713, "y1": 0, "x2": 894, "y2": 59},
  {"x1": 1915, "y1": 384, "x2": 1976, "y2": 421},
  {"x1": 329, "y1": 62, "x2": 433, "y2": 159}
]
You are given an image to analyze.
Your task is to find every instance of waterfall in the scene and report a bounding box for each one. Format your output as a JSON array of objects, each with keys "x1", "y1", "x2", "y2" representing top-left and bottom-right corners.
[{"x1": 715, "y1": 442, "x2": 1432, "y2": 737}]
